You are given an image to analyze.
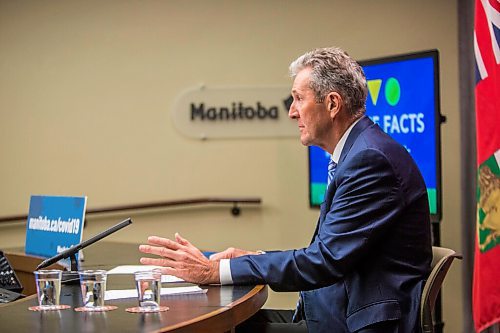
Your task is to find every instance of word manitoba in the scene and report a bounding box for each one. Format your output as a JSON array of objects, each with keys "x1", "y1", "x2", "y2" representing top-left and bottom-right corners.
[{"x1": 191, "y1": 102, "x2": 279, "y2": 121}]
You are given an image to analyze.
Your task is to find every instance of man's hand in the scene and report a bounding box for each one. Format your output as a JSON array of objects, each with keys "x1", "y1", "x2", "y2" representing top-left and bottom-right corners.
[
  {"x1": 139, "y1": 233, "x2": 220, "y2": 285},
  {"x1": 209, "y1": 248, "x2": 260, "y2": 261}
]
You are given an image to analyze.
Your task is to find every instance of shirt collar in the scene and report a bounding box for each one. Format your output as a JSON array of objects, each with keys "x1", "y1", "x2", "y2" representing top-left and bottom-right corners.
[{"x1": 331, "y1": 117, "x2": 362, "y2": 164}]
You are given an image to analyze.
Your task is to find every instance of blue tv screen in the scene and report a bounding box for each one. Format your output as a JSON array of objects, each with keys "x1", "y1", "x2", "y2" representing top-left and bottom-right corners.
[{"x1": 308, "y1": 50, "x2": 442, "y2": 221}]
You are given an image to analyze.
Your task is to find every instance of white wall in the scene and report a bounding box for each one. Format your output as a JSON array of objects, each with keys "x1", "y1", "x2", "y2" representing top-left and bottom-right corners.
[{"x1": 0, "y1": 0, "x2": 462, "y2": 331}]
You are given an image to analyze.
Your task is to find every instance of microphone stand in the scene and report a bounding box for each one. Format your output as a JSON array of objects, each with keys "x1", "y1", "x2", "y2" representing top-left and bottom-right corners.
[{"x1": 36, "y1": 218, "x2": 133, "y2": 283}]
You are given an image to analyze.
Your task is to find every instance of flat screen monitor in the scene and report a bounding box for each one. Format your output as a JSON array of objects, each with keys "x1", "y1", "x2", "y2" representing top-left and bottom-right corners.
[{"x1": 308, "y1": 50, "x2": 442, "y2": 222}]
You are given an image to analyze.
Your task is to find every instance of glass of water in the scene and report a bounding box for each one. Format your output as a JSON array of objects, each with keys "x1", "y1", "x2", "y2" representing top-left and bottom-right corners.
[
  {"x1": 78, "y1": 270, "x2": 107, "y2": 311},
  {"x1": 33, "y1": 270, "x2": 62, "y2": 310},
  {"x1": 134, "y1": 269, "x2": 162, "y2": 312}
]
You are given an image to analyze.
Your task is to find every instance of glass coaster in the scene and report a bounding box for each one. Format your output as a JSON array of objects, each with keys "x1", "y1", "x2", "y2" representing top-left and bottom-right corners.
[
  {"x1": 28, "y1": 305, "x2": 71, "y2": 311},
  {"x1": 74, "y1": 305, "x2": 118, "y2": 312},
  {"x1": 125, "y1": 306, "x2": 169, "y2": 313}
]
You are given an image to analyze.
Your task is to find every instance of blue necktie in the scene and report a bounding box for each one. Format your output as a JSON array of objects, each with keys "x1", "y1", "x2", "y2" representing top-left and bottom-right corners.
[{"x1": 327, "y1": 158, "x2": 337, "y2": 187}]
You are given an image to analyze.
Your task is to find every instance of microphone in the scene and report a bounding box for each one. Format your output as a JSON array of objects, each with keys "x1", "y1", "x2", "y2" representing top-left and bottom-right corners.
[{"x1": 36, "y1": 218, "x2": 133, "y2": 273}]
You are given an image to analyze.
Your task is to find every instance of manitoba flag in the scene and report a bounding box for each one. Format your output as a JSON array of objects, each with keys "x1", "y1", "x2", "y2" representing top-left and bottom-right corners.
[{"x1": 472, "y1": 0, "x2": 500, "y2": 331}]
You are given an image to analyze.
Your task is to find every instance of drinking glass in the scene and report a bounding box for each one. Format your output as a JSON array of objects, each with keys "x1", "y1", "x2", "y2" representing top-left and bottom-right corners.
[
  {"x1": 78, "y1": 270, "x2": 108, "y2": 311},
  {"x1": 125, "y1": 269, "x2": 168, "y2": 313},
  {"x1": 33, "y1": 270, "x2": 65, "y2": 310},
  {"x1": 135, "y1": 269, "x2": 161, "y2": 311}
]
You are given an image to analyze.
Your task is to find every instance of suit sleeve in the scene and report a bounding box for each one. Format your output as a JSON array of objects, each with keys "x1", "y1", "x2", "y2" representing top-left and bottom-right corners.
[{"x1": 229, "y1": 148, "x2": 406, "y2": 292}]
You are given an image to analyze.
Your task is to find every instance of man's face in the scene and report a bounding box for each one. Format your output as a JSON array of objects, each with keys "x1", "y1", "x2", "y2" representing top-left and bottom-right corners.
[{"x1": 288, "y1": 67, "x2": 331, "y2": 147}]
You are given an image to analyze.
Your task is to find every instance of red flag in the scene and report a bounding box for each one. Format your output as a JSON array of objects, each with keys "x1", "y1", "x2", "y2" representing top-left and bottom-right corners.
[{"x1": 472, "y1": 0, "x2": 500, "y2": 331}]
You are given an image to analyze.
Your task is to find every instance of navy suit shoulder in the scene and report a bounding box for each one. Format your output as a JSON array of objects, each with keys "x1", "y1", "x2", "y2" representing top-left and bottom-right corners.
[{"x1": 230, "y1": 116, "x2": 432, "y2": 333}]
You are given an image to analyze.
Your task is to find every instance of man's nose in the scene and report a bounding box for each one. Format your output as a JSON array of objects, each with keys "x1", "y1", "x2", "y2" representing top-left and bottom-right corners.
[{"x1": 288, "y1": 102, "x2": 298, "y2": 119}]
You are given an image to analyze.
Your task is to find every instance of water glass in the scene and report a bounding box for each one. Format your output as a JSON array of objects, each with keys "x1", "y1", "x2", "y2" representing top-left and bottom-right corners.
[
  {"x1": 34, "y1": 270, "x2": 62, "y2": 310},
  {"x1": 134, "y1": 269, "x2": 162, "y2": 311},
  {"x1": 79, "y1": 270, "x2": 107, "y2": 310}
]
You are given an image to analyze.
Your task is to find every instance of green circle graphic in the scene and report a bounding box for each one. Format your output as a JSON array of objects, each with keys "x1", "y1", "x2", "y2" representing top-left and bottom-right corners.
[{"x1": 384, "y1": 77, "x2": 401, "y2": 106}]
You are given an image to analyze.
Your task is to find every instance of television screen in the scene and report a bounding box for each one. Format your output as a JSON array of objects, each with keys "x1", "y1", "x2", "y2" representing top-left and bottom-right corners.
[{"x1": 308, "y1": 50, "x2": 442, "y2": 222}]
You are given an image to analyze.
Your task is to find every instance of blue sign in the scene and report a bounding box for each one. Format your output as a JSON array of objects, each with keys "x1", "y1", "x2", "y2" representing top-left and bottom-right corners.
[{"x1": 25, "y1": 195, "x2": 87, "y2": 266}]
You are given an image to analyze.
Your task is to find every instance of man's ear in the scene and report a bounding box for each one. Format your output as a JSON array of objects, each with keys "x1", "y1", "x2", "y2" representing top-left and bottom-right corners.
[{"x1": 326, "y1": 92, "x2": 342, "y2": 119}]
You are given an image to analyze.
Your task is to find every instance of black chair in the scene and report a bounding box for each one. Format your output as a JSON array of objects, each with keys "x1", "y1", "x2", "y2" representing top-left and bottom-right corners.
[{"x1": 420, "y1": 246, "x2": 462, "y2": 333}]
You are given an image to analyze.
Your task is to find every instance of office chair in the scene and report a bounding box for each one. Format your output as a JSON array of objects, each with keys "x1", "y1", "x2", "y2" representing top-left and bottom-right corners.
[{"x1": 420, "y1": 246, "x2": 462, "y2": 333}]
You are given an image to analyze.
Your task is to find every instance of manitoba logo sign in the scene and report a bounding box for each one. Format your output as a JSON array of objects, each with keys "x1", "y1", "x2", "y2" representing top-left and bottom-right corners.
[{"x1": 172, "y1": 85, "x2": 298, "y2": 139}]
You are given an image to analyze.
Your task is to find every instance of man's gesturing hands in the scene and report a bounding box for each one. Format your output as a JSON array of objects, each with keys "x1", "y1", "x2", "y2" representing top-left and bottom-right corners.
[
  {"x1": 139, "y1": 233, "x2": 263, "y2": 285},
  {"x1": 139, "y1": 233, "x2": 220, "y2": 285}
]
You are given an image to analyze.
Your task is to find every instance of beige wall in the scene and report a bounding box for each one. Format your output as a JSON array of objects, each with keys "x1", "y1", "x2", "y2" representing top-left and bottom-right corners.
[{"x1": 0, "y1": 0, "x2": 463, "y2": 331}]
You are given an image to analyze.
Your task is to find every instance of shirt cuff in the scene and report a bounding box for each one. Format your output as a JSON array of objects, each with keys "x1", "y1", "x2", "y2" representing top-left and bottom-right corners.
[{"x1": 219, "y1": 259, "x2": 233, "y2": 285}]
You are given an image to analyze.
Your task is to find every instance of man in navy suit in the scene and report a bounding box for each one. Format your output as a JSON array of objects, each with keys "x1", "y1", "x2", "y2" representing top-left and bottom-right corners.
[{"x1": 139, "y1": 47, "x2": 432, "y2": 333}]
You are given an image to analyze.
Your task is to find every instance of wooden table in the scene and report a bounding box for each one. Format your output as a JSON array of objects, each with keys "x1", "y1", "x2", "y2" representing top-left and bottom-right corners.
[{"x1": 0, "y1": 242, "x2": 268, "y2": 333}]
